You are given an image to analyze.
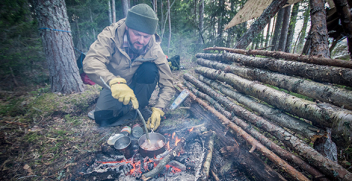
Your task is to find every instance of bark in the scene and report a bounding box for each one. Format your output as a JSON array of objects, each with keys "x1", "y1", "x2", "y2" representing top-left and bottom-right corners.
[
  {"x1": 333, "y1": 0, "x2": 352, "y2": 59},
  {"x1": 33, "y1": 0, "x2": 84, "y2": 94},
  {"x1": 296, "y1": 5, "x2": 310, "y2": 53},
  {"x1": 203, "y1": 47, "x2": 352, "y2": 69},
  {"x1": 182, "y1": 98, "x2": 287, "y2": 181},
  {"x1": 141, "y1": 138, "x2": 186, "y2": 181},
  {"x1": 278, "y1": 5, "x2": 291, "y2": 51},
  {"x1": 309, "y1": 0, "x2": 330, "y2": 58},
  {"x1": 176, "y1": 84, "x2": 309, "y2": 181},
  {"x1": 197, "y1": 58, "x2": 352, "y2": 110},
  {"x1": 302, "y1": 27, "x2": 312, "y2": 55},
  {"x1": 271, "y1": 8, "x2": 285, "y2": 51},
  {"x1": 112, "y1": 0, "x2": 116, "y2": 23},
  {"x1": 195, "y1": 68, "x2": 325, "y2": 140},
  {"x1": 234, "y1": 0, "x2": 287, "y2": 49},
  {"x1": 285, "y1": 3, "x2": 299, "y2": 53},
  {"x1": 186, "y1": 72, "x2": 352, "y2": 180},
  {"x1": 195, "y1": 66, "x2": 352, "y2": 146},
  {"x1": 196, "y1": 52, "x2": 352, "y2": 87},
  {"x1": 183, "y1": 74, "x2": 327, "y2": 180},
  {"x1": 122, "y1": 0, "x2": 129, "y2": 18},
  {"x1": 200, "y1": 131, "x2": 215, "y2": 181}
]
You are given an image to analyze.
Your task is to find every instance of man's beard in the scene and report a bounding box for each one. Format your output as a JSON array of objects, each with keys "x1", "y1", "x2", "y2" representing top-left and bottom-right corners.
[{"x1": 127, "y1": 31, "x2": 147, "y2": 55}]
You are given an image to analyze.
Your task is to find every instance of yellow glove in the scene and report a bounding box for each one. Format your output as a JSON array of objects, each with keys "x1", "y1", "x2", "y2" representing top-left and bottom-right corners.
[
  {"x1": 109, "y1": 78, "x2": 139, "y2": 109},
  {"x1": 146, "y1": 107, "x2": 164, "y2": 130}
]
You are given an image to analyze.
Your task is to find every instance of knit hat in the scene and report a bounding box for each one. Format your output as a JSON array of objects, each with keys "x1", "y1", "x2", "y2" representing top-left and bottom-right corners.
[{"x1": 125, "y1": 4, "x2": 158, "y2": 35}]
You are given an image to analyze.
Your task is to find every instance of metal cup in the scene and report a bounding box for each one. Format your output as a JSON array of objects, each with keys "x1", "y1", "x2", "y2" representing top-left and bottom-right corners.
[{"x1": 114, "y1": 136, "x2": 132, "y2": 159}]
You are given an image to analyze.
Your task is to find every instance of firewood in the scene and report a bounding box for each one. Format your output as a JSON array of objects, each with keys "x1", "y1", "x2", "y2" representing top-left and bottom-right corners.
[
  {"x1": 197, "y1": 58, "x2": 352, "y2": 111},
  {"x1": 184, "y1": 73, "x2": 352, "y2": 181},
  {"x1": 196, "y1": 52, "x2": 352, "y2": 87},
  {"x1": 203, "y1": 47, "x2": 352, "y2": 68},
  {"x1": 183, "y1": 77, "x2": 325, "y2": 180},
  {"x1": 183, "y1": 101, "x2": 287, "y2": 181},
  {"x1": 199, "y1": 131, "x2": 215, "y2": 181},
  {"x1": 198, "y1": 74, "x2": 325, "y2": 142},
  {"x1": 141, "y1": 138, "x2": 185, "y2": 181},
  {"x1": 195, "y1": 66, "x2": 352, "y2": 147},
  {"x1": 176, "y1": 84, "x2": 309, "y2": 181}
]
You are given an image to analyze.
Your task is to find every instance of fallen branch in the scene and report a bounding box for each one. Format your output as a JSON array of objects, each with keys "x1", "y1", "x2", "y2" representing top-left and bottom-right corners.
[
  {"x1": 183, "y1": 77, "x2": 325, "y2": 180},
  {"x1": 141, "y1": 138, "x2": 185, "y2": 181},
  {"x1": 176, "y1": 84, "x2": 309, "y2": 181},
  {"x1": 197, "y1": 58, "x2": 352, "y2": 110},
  {"x1": 196, "y1": 52, "x2": 352, "y2": 87},
  {"x1": 195, "y1": 66, "x2": 352, "y2": 146},
  {"x1": 203, "y1": 47, "x2": 352, "y2": 69}
]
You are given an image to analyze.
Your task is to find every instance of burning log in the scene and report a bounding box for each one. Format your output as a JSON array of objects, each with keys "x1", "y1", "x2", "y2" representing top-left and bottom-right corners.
[
  {"x1": 185, "y1": 72, "x2": 352, "y2": 181},
  {"x1": 199, "y1": 131, "x2": 215, "y2": 181},
  {"x1": 198, "y1": 74, "x2": 324, "y2": 142},
  {"x1": 141, "y1": 137, "x2": 185, "y2": 181},
  {"x1": 195, "y1": 66, "x2": 352, "y2": 147},
  {"x1": 176, "y1": 84, "x2": 309, "y2": 181},
  {"x1": 196, "y1": 53, "x2": 352, "y2": 87},
  {"x1": 177, "y1": 91, "x2": 288, "y2": 181},
  {"x1": 203, "y1": 47, "x2": 352, "y2": 69},
  {"x1": 197, "y1": 58, "x2": 352, "y2": 111},
  {"x1": 182, "y1": 76, "x2": 326, "y2": 180}
]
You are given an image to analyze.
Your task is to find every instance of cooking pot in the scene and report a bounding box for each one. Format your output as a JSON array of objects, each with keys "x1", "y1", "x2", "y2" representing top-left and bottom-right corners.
[
  {"x1": 138, "y1": 132, "x2": 166, "y2": 158},
  {"x1": 114, "y1": 135, "x2": 132, "y2": 159}
]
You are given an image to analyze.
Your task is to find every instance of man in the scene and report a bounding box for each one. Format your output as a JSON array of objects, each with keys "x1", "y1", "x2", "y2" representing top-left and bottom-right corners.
[{"x1": 83, "y1": 4, "x2": 174, "y2": 130}]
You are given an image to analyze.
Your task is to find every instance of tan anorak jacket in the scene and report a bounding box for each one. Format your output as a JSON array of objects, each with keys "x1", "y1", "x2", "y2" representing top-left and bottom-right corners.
[{"x1": 83, "y1": 19, "x2": 174, "y2": 109}]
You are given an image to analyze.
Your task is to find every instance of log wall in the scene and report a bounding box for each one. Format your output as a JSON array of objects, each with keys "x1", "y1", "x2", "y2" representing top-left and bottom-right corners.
[{"x1": 179, "y1": 50, "x2": 352, "y2": 181}]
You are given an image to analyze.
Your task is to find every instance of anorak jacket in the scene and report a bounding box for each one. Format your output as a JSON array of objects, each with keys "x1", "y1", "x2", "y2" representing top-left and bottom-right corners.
[{"x1": 83, "y1": 19, "x2": 174, "y2": 109}]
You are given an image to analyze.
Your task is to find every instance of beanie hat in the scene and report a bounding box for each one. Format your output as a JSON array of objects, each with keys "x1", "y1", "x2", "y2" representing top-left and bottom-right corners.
[{"x1": 125, "y1": 4, "x2": 158, "y2": 35}]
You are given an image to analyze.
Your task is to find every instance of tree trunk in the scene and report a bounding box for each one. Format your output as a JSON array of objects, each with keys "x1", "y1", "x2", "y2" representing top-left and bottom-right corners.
[
  {"x1": 195, "y1": 66, "x2": 352, "y2": 147},
  {"x1": 112, "y1": 0, "x2": 116, "y2": 23},
  {"x1": 309, "y1": 0, "x2": 330, "y2": 58},
  {"x1": 296, "y1": 5, "x2": 310, "y2": 53},
  {"x1": 167, "y1": 0, "x2": 171, "y2": 55},
  {"x1": 177, "y1": 83, "x2": 309, "y2": 181},
  {"x1": 160, "y1": 0, "x2": 163, "y2": 33},
  {"x1": 265, "y1": 20, "x2": 271, "y2": 47},
  {"x1": 278, "y1": 5, "x2": 291, "y2": 51},
  {"x1": 285, "y1": 3, "x2": 299, "y2": 52},
  {"x1": 271, "y1": 8, "x2": 285, "y2": 51},
  {"x1": 234, "y1": 0, "x2": 287, "y2": 49},
  {"x1": 33, "y1": 0, "x2": 84, "y2": 94},
  {"x1": 199, "y1": 0, "x2": 204, "y2": 44},
  {"x1": 122, "y1": 0, "x2": 129, "y2": 18},
  {"x1": 196, "y1": 52, "x2": 352, "y2": 87},
  {"x1": 183, "y1": 75, "x2": 325, "y2": 180},
  {"x1": 197, "y1": 58, "x2": 352, "y2": 111},
  {"x1": 333, "y1": 0, "x2": 352, "y2": 59},
  {"x1": 108, "y1": 0, "x2": 112, "y2": 24}
]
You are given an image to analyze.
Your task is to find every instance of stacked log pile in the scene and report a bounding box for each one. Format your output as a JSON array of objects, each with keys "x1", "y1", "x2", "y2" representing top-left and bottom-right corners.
[{"x1": 178, "y1": 48, "x2": 352, "y2": 180}]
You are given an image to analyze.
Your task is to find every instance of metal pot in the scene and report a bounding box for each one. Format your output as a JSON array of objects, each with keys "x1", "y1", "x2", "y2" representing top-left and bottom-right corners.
[
  {"x1": 138, "y1": 132, "x2": 166, "y2": 158},
  {"x1": 114, "y1": 135, "x2": 132, "y2": 159}
]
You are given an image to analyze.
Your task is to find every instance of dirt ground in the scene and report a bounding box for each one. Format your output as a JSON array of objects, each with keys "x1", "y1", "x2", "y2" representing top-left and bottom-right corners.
[{"x1": 0, "y1": 56, "x2": 198, "y2": 180}]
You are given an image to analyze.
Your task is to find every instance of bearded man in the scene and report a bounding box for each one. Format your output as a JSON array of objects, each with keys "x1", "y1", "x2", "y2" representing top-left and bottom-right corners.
[{"x1": 83, "y1": 4, "x2": 174, "y2": 130}]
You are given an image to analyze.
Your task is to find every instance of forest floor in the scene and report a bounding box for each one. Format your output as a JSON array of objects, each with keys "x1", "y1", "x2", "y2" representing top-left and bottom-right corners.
[{"x1": 0, "y1": 56, "x2": 199, "y2": 180}]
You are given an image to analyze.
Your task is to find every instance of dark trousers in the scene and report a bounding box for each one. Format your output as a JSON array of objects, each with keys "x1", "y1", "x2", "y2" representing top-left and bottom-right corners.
[{"x1": 94, "y1": 62, "x2": 159, "y2": 126}]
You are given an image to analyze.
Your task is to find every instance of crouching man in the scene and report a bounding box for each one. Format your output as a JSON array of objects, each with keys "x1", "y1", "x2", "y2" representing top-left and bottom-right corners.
[{"x1": 83, "y1": 4, "x2": 174, "y2": 130}]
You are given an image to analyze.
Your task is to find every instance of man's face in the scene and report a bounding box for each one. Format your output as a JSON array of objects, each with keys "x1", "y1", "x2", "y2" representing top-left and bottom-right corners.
[{"x1": 126, "y1": 27, "x2": 152, "y2": 54}]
